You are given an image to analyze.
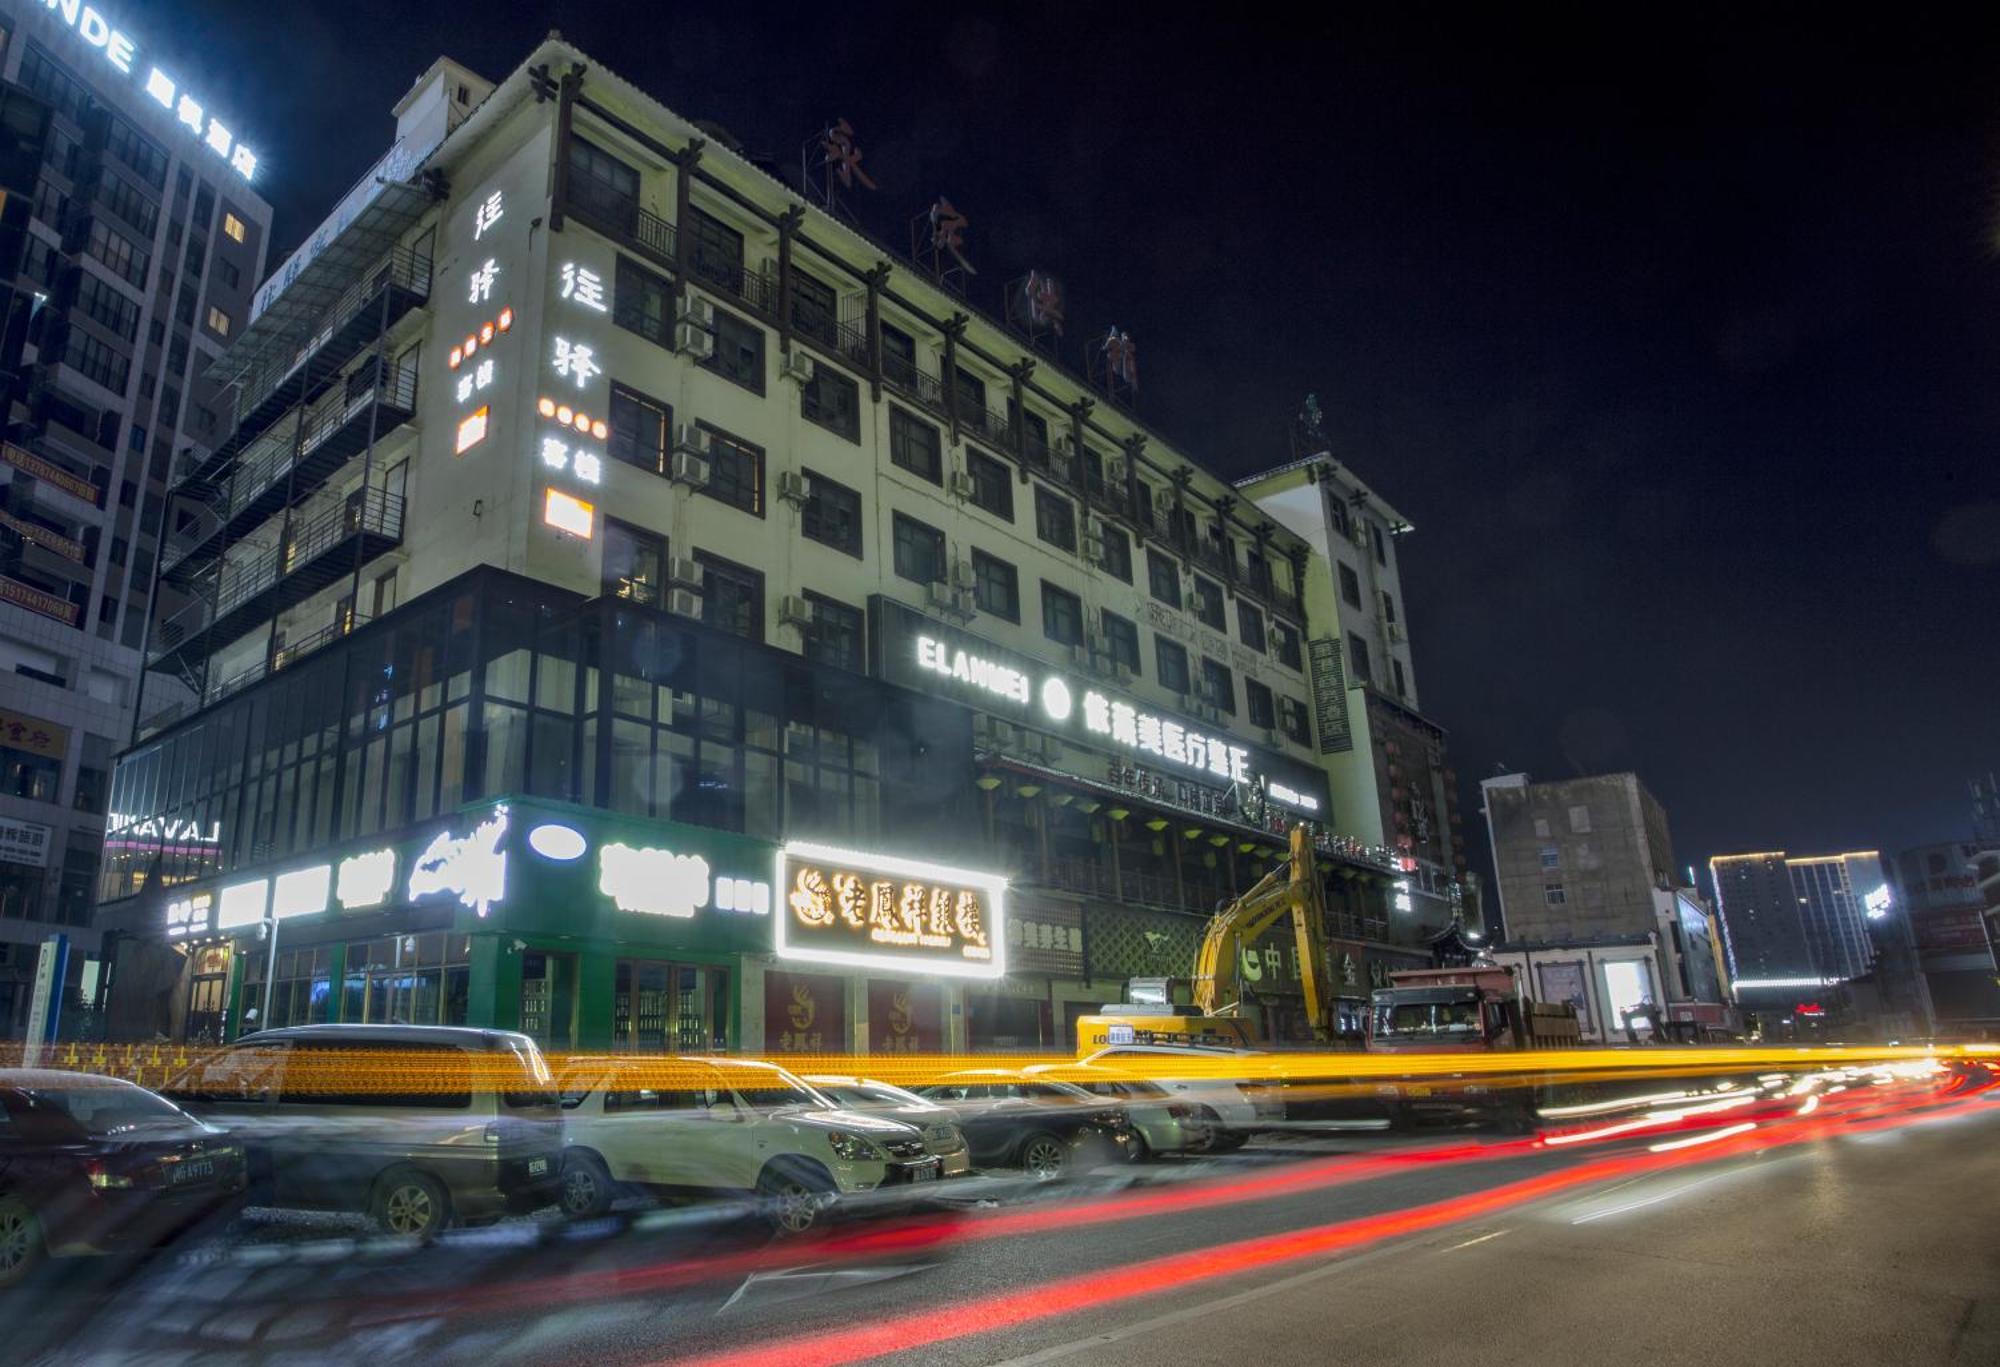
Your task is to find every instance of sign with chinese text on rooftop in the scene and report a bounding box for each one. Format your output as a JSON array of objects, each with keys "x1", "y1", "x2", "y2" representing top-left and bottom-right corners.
[{"x1": 777, "y1": 841, "x2": 1007, "y2": 979}]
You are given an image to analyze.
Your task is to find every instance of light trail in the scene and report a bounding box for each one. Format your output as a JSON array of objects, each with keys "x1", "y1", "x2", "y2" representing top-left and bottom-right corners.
[{"x1": 1648, "y1": 1121, "x2": 1758, "y2": 1152}]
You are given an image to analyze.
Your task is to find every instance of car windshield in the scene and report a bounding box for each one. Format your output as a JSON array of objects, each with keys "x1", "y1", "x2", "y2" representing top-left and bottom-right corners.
[
  {"x1": 1373, "y1": 995, "x2": 1485, "y2": 1038},
  {"x1": 32, "y1": 1083, "x2": 191, "y2": 1136},
  {"x1": 500, "y1": 1039, "x2": 559, "y2": 1108},
  {"x1": 727, "y1": 1071, "x2": 829, "y2": 1111}
]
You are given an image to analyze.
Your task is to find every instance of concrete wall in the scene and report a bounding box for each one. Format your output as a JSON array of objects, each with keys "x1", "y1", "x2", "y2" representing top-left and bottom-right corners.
[{"x1": 1486, "y1": 773, "x2": 1668, "y2": 943}]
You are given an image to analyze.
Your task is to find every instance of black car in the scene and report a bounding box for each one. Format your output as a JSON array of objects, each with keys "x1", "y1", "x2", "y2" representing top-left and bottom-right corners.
[
  {"x1": 0, "y1": 1069, "x2": 246, "y2": 1288},
  {"x1": 918, "y1": 1070, "x2": 1137, "y2": 1181}
]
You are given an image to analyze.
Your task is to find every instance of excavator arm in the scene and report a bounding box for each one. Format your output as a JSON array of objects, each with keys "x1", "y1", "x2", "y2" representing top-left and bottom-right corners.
[{"x1": 1190, "y1": 826, "x2": 1335, "y2": 1040}]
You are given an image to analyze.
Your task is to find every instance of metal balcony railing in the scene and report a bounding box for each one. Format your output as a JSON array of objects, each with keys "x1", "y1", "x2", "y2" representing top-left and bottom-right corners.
[
  {"x1": 881, "y1": 351, "x2": 948, "y2": 416},
  {"x1": 688, "y1": 250, "x2": 775, "y2": 314},
  {"x1": 567, "y1": 184, "x2": 678, "y2": 268},
  {"x1": 835, "y1": 319, "x2": 870, "y2": 369}
]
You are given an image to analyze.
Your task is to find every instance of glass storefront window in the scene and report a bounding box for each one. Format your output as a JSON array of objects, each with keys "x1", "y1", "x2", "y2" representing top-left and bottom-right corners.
[
  {"x1": 613, "y1": 959, "x2": 727, "y2": 1052},
  {"x1": 341, "y1": 933, "x2": 470, "y2": 1026}
]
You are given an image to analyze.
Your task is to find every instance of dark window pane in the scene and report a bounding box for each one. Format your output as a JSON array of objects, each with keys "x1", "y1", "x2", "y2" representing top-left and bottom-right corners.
[
  {"x1": 1155, "y1": 637, "x2": 1190, "y2": 694},
  {"x1": 698, "y1": 424, "x2": 764, "y2": 515},
  {"x1": 967, "y1": 447, "x2": 1012, "y2": 520},
  {"x1": 608, "y1": 383, "x2": 670, "y2": 475},
  {"x1": 972, "y1": 550, "x2": 1018, "y2": 622},
  {"x1": 1238, "y1": 601, "x2": 1267, "y2": 653},
  {"x1": 697, "y1": 552, "x2": 764, "y2": 642},
  {"x1": 1035, "y1": 486, "x2": 1076, "y2": 553},
  {"x1": 800, "y1": 362, "x2": 860, "y2": 441},
  {"x1": 1201, "y1": 658, "x2": 1235, "y2": 715},
  {"x1": 1100, "y1": 611, "x2": 1140, "y2": 674},
  {"x1": 1147, "y1": 549, "x2": 1181, "y2": 609},
  {"x1": 802, "y1": 593, "x2": 864, "y2": 673},
  {"x1": 614, "y1": 256, "x2": 671, "y2": 347},
  {"x1": 800, "y1": 469, "x2": 862, "y2": 556},
  {"x1": 892, "y1": 513, "x2": 945, "y2": 585},
  {"x1": 1042, "y1": 582, "x2": 1082, "y2": 647},
  {"x1": 1246, "y1": 678, "x2": 1275, "y2": 729},
  {"x1": 890, "y1": 407, "x2": 942, "y2": 484},
  {"x1": 1191, "y1": 576, "x2": 1224, "y2": 631}
]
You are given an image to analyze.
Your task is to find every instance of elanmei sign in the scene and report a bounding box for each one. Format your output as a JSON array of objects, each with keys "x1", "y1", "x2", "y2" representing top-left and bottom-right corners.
[
  {"x1": 776, "y1": 841, "x2": 1007, "y2": 978},
  {"x1": 41, "y1": 0, "x2": 260, "y2": 180}
]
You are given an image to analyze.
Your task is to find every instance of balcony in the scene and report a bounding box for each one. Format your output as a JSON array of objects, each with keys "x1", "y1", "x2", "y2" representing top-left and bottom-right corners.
[
  {"x1": 881, "y1": 351, "x2": 948, "y2": 419},
  {"x1": 163, "y1": 367, "x2": 418, "y2": 581},
  {"x1": 688, "y1": 250, "x2": 775, "y2": 315},
  {"x1": 566, "y1": 184, "x2": 678, "y2": 272},
  {"x1": 196, "y1": 247, "x2": 431, "y2": 482},
  {"x1": 1242, "y1": 564, "x2": 1306, "y2": 619},
  {"x1": 198, "y1": 612, "x2": 373, "y2": 709},
  {"x1": 150, "y1": 489, "x2": 404, "y2": 672}
]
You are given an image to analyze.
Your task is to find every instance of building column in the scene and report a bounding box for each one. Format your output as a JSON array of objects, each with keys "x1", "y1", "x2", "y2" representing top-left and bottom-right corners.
[
  {"x1": 738, "y1": 956, "x2": 765, "y2": 1052},
  {"x1": 848, "y1": 973, "x2": 869, "y2": 1055}
]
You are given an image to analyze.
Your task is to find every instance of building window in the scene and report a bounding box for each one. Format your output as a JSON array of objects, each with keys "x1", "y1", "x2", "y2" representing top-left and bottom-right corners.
[
  {"x1": 218, "y1": 259, "x2": 241, "y2": 290},
  {"x1": 1278, "y1": 697, "x2": 1311, "y2": 746},
  {"x1": 892, "y1": 512, "x2": 946, "y2": 585},
  {"x1": 1568, "y1": 804, "x2": 1592, "y2": 834},
  {"x1": 800, "y1": 362, "x2": 860, "y2": 442},
  {"x1": 1156, "y1": 637, "x2": 1191, "y2": 695},
  {"x1": 205, "y1": 305, "x2": 232, "y2": 337},
  {"x1": 1246, "y1": 678, "x2": 1275, "y2": 729},
  {"x1": 1100, "y1": 610, "x2": 1140, "y2": 674},
  {"x1": 1273, "y1": 620, "x2": 1303, "y2": 671},
  {"x1": 1539, "y1": 846, "x2": 1561, "y2": 870},
  {"x1": 603, "y1": 519, "x2": 666, "y2": 606},
  {"x1": 1347, "y1": 631, "x2": 1372, "y2": 685},
  {"x1": 608, "y1": 382, "x2": 671, "y2": 475},
  {"x1": 64, "y1": 331, "x2": 130, "y2": 394},
  {"x1": 88, "y1": 220, "x2": 149, "y2": 289},
  {"x1": 1201, "y1": 658, "x2": 1235, "y2": 715},
  {"x1": 697, "y1": 424, "x2": 764, "y2": 516},
  {"x1": 1373, "y1": 524, "x2": 1388, "y2": 565},
  {"x1": 695, "y1": 551, "x2": 763, "y2": 642},
  {"x1": 889, "y1": 407, "x2": 942, "y2": 484},
  {"x1": 1380, "y1": 591, "x2": 1398, "y2": 625},
  {"x1": 568, "y1": 136, "x2": 640, "y2": 232},
  {"x1": 686, "y1": 207, "x2": 745, "y2": 292},
  {"x1": 222, "y1": 211, "x2": 247, "y2": 243},
  {"x1": 790, "y1": 269, "x2": 837, "y2": 346},
  {"x1": 105, "y1": 115, "x2": 167, "y2": 190},
  {"x1": 1147, "y1": 548, "x2": 1181, "y2": 609},
  {"x1": 1191, "y1": 576, "x2": 1225, "y2": 631},
  {"x1": 1392, "y1": 659, "x2": 1408, "y2": 698},
  {"x1": 967, "y1": 446, "x2": 1012, "y2": 520},
  {"x1": 1238, "y1": 600, "x2": 1267, "y2": 652},
  {"x1": 1, "y1": 744, "x2": 61, "y2": 802},
  {"x1": 972, "y1": 550, "x2": 1018, "y2": 622},
  {"x1": 1339, "y1": 562, "x2": 1362, "y2": 608},
  {"x1": 801, "y1": 592, "x2": 864, "y2": 673},
  {"x1": 800, "y1": 468, "x2": 862, "y2": 557},
  {"x1": 100, "y1": 174, "x2": 159, "y2": 238},
  {"x1": 75, "y1": 273, "x2": 139, "y2": 342},
  {"x1": 1544, "y1": 883, "x2": 1567, "y2": 906},
  {"x1": 954, "y1": 366, "x2": 989, "y2": 428},
  {"x1": 699, "y1": 306, "x2": 765, "y2": 393},
  {"x1": 614, "y1": 255, "x2": 671, "y2": 347},
  {"x1": 1035, "y1": 485, "x2": 1076, "y2": 553},
  {"x1": 1095, "y1": 522, "x2": 1132, "y2": 582},
  {"x1": 1042, "y1": 582, "x2": 1083, "y2": 648}
]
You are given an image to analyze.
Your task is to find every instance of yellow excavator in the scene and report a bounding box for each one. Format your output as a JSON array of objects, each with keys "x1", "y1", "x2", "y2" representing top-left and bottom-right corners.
[{"x1": 1075, "y1": 825, "x2": 1334, "y2": 1054}]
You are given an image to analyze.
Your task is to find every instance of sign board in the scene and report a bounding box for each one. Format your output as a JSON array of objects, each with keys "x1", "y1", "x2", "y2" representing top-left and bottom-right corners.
[
  {"x1": 1, "y1": 442, "x2": 102, "y2": 505},
  {"x1": 0, "y1": 707, "x2": 69, "y2": 761},
  {"x1": 764, "y1": 970, "x2": 847, "y2": 1052},
  {"x1": 21, "y1": 933, "x2": 68, "y2": 1067},
  {"x1": 0, "y1": 575, "x2": 80, "y2": 625},
  {"x1": 0, "y1": 509, "x2": 87, "y2": 562},
  {"x1": 1308, "y1": 637, "x2": 1353, "y2": 754},
  {"x1": 0, "y1": 817, "x2": 52, "y2": 868},
  {"x1": 777, "y1": 840, "x2": 1007, "y2": 978}
]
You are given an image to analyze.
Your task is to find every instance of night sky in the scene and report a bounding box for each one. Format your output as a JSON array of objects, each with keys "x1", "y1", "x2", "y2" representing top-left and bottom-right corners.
[{"x1": 138, "y1": 2, "x2": 2000, "y2": 881}]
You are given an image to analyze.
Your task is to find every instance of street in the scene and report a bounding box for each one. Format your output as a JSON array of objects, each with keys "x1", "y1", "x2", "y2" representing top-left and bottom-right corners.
[{"x1": 4, "y1": 1072, "x2": 1993, "y2": 1366}]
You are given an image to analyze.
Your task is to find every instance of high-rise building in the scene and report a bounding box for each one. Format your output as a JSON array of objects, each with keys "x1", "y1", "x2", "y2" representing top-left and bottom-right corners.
[
  {"x1": 1710, "y1": 850, "x2": 1887, "y2": 992},
  {"x1": 0, "y1": 6, "x2": 271, "y2": 1033},
  {"x1": 1241, "y1": 454, "x2": 1473, "y2": 929},
  {"x1": 92, "y1": 37, "x2": 1433, "y2": 1050}
]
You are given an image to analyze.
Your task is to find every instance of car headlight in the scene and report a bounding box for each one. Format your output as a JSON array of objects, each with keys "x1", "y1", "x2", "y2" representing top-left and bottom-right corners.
[{"x1": 824, "y1": 1130, "x2": 883, "y2": 1161}]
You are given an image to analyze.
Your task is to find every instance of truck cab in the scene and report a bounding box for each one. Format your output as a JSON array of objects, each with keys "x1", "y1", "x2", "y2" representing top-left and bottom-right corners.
[{"x1": 1366, "y1": 967, "x2": 1579, "y2": 1053}]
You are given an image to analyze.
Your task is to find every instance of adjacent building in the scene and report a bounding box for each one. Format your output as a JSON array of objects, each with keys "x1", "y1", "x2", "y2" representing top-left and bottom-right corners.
[
  {"x1": 93, "y1": 37, "x2": 1446, "y2": 1052},
  {"x1": 0, "y1": 5, "x2": 271, "y2": 1033},
  {"x1": 1891, "y1": 840, "x2": 2000, "y2": 1032},
  {"x1": 1481, "y1": 771, "x2": 1730, "y2": 1041},
  {"x1": 1241, "y1": 454, "x2": 1474, "y2": 930}
]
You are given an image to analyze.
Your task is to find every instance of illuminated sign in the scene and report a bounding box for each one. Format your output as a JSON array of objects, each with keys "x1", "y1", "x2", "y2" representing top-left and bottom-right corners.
[
  {"x1": 535, "y1": 397, "x2": 609, "y2": 440},
  {"x1": 270, "y1": 864, "x2": 331, "y2": 920},
  {"x1": 1079, "y1": 687, "x2": 1249, "y2": 783},
  {"x1": 455, "y1": 407, "x2": 489, "y2": 455},
  {"x1": 551, "y1": 336, "x2": 601, "y2": 387},
  {"x1": 559, "y1": 262, "x2": 607, "y2": 312},
  {"x1": 543, "y1": 488, "x2": 595, "y2": 539},
  {"x1": 527, "y1": 823, "x2": 587, "y2": 862},
  {"x1": 473, "y1": 190, "x2": 504, "y2": 239},
  {"x1": 335, "y1": 849, "x2": 396, "y2": 909},
  {"x1": 599, "y1": 843, "x2": 712, "y2": 918},
  {"x1": 538, "y1": 434, "x2": 602, "y2": 486},
  {"x1": 449, "y1": 309, "x2": 514, "y2": 369},
  {"x1": 215, "y1": 877, "x2": 269, "y2": 929},
  {"x1": 776, "y1": 840, "x2": 1006, "y2": 978},
  {"x1": 38, "y1": 3, "x2": 259, "y2": 179},
  {"x1": 407, "y1": 806, "x2": 509, "y2": 917},
  {"x1": 164, "y1": 892, "x2": 212, "y2": 938},
  {"x1": 917, "y1": 635, "x2": 1029, "y2": 704},
  {"x1": 1265, "y1": 780, "x2": 1320, "y2": 814},
  {"x1": 109, "y1": 813, "x2": 220, "y2": 845},
  {"x1": 1863, "y1": 885, "x2": 1892, "y2": 920},
  {"x1": 468, "y1": 258, "x2": 498, "y2": 305}
]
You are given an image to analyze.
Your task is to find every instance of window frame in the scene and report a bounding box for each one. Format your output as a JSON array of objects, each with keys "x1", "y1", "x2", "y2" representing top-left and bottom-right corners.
[
  {"x1": 695, "y1": 422, "x2": 766, "y2": 517},
  {"x1": 892, "y1": 511, "x2": 947, "y2": 586},
  {"x1": 799, "y1": 467, "x2": 862, "y2": 558},
  {"x1": 971, "y1": 549, "x2": 1020, "y2": 623},
  {"x1": 1041, "y1": 581, "x2": 1084, "y2": 648},
  {"x1": 1035, "y1": 485, "x2": 1078, "y2": 554},
  {"x1": 1146, "y1": 548, "x2": 1182, "y2": 610},
  {"x1": 889, "y1": 406, "x2": 943, "y2": 485},
  {"x1": 694, "y1": 549, "x2": 765, "y2": 643},
  {"x1": 1155, "y1": 636, "x2": 1191, "y2": 695}
]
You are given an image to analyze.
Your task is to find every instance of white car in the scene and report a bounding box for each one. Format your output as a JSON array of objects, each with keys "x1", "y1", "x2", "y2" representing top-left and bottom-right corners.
[
  {"x1": 801, "y1": 1075, "x2": 973, "y2": 1176},
  {"x1": 558, "y1": 1057, "x2": 940, "y2": 1233},
  {"x1": 1021, "y1": 1062, "x2": 1213, "y2": 1157},
  {"x1": 1081, "y1": 1045, "x2": 1286, "y2": 1147}
]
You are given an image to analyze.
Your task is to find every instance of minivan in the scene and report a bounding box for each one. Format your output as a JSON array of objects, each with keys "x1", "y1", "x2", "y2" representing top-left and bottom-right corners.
[{"x1": 165, "y1": 1024, "x2": 563, "y2": 1237}]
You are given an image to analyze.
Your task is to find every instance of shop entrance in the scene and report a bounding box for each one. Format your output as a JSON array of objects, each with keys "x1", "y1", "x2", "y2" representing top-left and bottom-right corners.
[
  {"x1": 520, "y1": 950, "x2": 579, "y2": 1049},
  {"x1": 613, "y1": 959, "x2": 727, "y2": 1052},
  {"x1": 184, "y1": 944, "x2": 233, "y2": 1043}
]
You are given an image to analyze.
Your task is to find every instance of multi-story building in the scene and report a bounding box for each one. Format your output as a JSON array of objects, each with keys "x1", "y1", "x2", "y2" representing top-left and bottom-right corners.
[
  {"x1": 93, "y1": 37, "x2": 1428, "y2": 1051},
  {"x1": 1241, "y1": 454, "x2": 1473, "y2": 929},
  {"x1": 1891, "y1": 841, "x2": 2000, "y2": 1030},
  {"x1": 1481, "y1": 771, "x2": 1730, "y2": 1041},
  {"x1": 0, "y1": 5, "x2": 270, "y2": 1032}
]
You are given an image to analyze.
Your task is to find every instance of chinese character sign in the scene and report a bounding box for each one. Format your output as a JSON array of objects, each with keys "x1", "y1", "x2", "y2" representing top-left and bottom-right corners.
[
  {"x1": 820, "y1": 118, "x2": 878, "y2": 191},
  {"x1": 777, "y1": 842, "x2": 1007, "y2": 977}
]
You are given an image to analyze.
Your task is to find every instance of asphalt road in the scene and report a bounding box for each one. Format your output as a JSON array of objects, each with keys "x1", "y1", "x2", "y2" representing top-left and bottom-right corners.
[{"x1": 6, "y1": 1077, "x2": 1995, "y2": 1366}]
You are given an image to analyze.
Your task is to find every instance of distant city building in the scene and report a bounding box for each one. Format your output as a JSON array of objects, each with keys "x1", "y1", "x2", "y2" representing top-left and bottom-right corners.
[
  {"x1": 0, "y1": 9, "x2": 272, "y2": 1034},
  {"x1": 1710, "y1": 850, "x2": 1885, "y2": 989},
  {"x1": 1480, "y1": 771, "x2": 1731, "y2": 1041},
  {"x1": 1891, "y1": 839, "x2": 2000, "y2": 1032},
  {"x1": 1243, "y1": 455, "x2": 1474, "y2": 928}
]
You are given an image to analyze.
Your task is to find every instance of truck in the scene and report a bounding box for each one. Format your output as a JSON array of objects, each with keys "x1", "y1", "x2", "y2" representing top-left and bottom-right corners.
[{"x1": 1366, "y1": 966, "x2": 1582, "y2": 1053}]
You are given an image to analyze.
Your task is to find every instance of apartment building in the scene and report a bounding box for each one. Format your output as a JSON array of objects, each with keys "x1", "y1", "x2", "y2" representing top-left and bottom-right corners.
[
  {"x1": 0, "y1": 4, "x2": 269, "y2": 1032},
  {"x1": 93, "y1": 37, "x2": 1437, "y2": 1051}
]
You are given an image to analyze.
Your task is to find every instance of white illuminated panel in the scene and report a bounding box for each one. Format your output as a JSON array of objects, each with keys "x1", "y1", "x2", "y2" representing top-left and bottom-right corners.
[
  {"x1": 1266, "y1": 780, "x2": 1320, "y2": 814},
  {"x1": 407, "y1": 807, "x2": 509, "y2": 917},
  {"x1": 551, "y1": 336, "x2": 601, "y2": 387},
  {"x1": 164, "y1": 892, "x2": 212, "y2": 939},
  {"x1": 528, "y1": 823, "x2": 588, "y2": 862},
  {"x1": 336, "y1": 849, "x2": 396, "y2": 910},
  {"x1": 1080, "y1": 689, "x2": 1249, "y2": 783},
  {"x1": 775, "y1": 840, "x2": 1008, "y2": 979},
  {"x1": 215, "y1": 878, "x2": 270, "y2": 930},
  {"x1": 1863, "y1": 885, "x2": 1892, "y2": 920},
  {"x1": 599, "y1": 843, "x2": 711, "y2": 917},
  {"x1": 473, "y1": 190, "x2": 504, "y2": 239},
  {"x1": 271, "y1": 864, "x2": 332, "y2": 920},
  {"x1": 714, "y1": 876, "x2": 771, "y2": 915},
  {"x1": 543, "y1": 488, "x2": 595, "y2": 538},
  {"x1": 456, "y1": 406, "x2": 490, "y2": 455},
  {"x1": 1732, "y1": 977, "x2": 1844, "y2": 990},
  {"x1": 916, "y1": 636, "x2": 1030, "y2": 704},
  {"x1": 560, "y1": 262, "x2": 607, "y2": 311},
  {"x1": 1039, "y1": 677, "x2": 1072, "y2": 722}
]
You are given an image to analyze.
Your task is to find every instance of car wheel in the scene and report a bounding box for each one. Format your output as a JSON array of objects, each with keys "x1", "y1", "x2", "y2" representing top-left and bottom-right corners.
[
  {"x1": 758, "y1": 1163, "x2": 832, "y2": 1236},
  {"x1": 1128, "y1": 1128, "x2": 1154, "y2": 1162},
  {"x1": 0, "y1": 1195, "x2": 43, "y2": 1290},
  {"x1": 370, "y1": 1169, "x2": 451, "y2": 1239},
  {"x1": 1018, "y1": 1131, "x2": 1070, "y2": 1182},
  {"x1": 560, "y1": 1151, "x2": 613, "y2": 1219}
]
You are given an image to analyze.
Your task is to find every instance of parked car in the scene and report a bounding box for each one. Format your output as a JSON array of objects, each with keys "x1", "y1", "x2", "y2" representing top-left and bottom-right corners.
[
  {"x1": 1021, "y1": 1063, "x2": 1213, "y2": 1157},
  {"x1": 917, "y1": 1069, "x2": 1137, "y2": 1181},
  {"x1": 800, "y1": 1075, "x2": 973, "y2": 1176},
  {"x1": 163, "y1": 1024, "x2": 563, "y2": 1238},
  {"x1": 0, "y1": 1070, "x2": 246, "y2": 1289},
  {"x1": 1080, "y1": 1044, "x2": 1287, "y2": 1147},
  {"x1": 557, "y1": 1057, "x2": 941, "y2": 1233}
]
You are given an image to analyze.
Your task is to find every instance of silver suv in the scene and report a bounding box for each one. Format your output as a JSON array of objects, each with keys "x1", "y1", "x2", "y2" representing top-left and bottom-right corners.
[{"x1": 166, "y1": 1024, "x2": 563, "y2": 1237}]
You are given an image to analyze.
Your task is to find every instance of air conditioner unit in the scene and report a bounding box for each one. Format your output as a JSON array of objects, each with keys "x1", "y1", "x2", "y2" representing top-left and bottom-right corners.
[
  {"x1": 1154, "y1": 488, "x2": 1178, "y2": 520},
  {"x1": 670, "y1": 450, "x2": 711, "y2": 487},
  {"x1": 779, "y1": 594, "x2": 814, "y2": 629},
  {"x1": 673, "y1": 320, "x2": 714, "y2": 359},
  {"x1": 948, "y1": 469, "x2": 976, "y2": 500},
  {"x1": 926, "y1": 580, "x2": 956, "y2": 611},
  {"x1": 953, "y1": 586, "x2": 977, "y2": 618},
  {"x1": 1388, "y1": 622, "x2": 1407, "y2": 643},
  {"x1": 1112, "y1": 662, "x2": 1136, "y2": 686},
  {"x1": 1054, "y1": 432, "x2": 1076, "y2": 460},
  {"x1": 1262, "y1": 727, "x2": 1282, "y2": 748},
  {"x1": 676, "y1": 295, "x2": 714, "y2": 327},
  {"x1": 777, "y1": 470, "x2": 809, "y2": 507},
  {"x1": 667, "y1": 587, "x2": 703, "y2": 619},
  {"x1": 667, "y1": 555, "x2": 704, "y2": 588},
  {"x1": 673, "y1": 422, "x2": 709, "y2": 455},
  {"x1": 951, "y1": 557, "x2": 978, "y2": 590},
  {"x1": 779, "y1": 350, "x2": 815, "y2": 385}
]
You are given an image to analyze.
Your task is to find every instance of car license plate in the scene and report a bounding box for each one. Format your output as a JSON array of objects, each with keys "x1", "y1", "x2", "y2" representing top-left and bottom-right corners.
[
  {"x1": 911, "y1": 1164, "x2": 938, "y2": 1182},
  {"x1": 527, "y1": 1158, "x2": 549, "y2": 1177},
  {"x1": 168, "y1": 1158, "x2": 214, "y2": 1185}
]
